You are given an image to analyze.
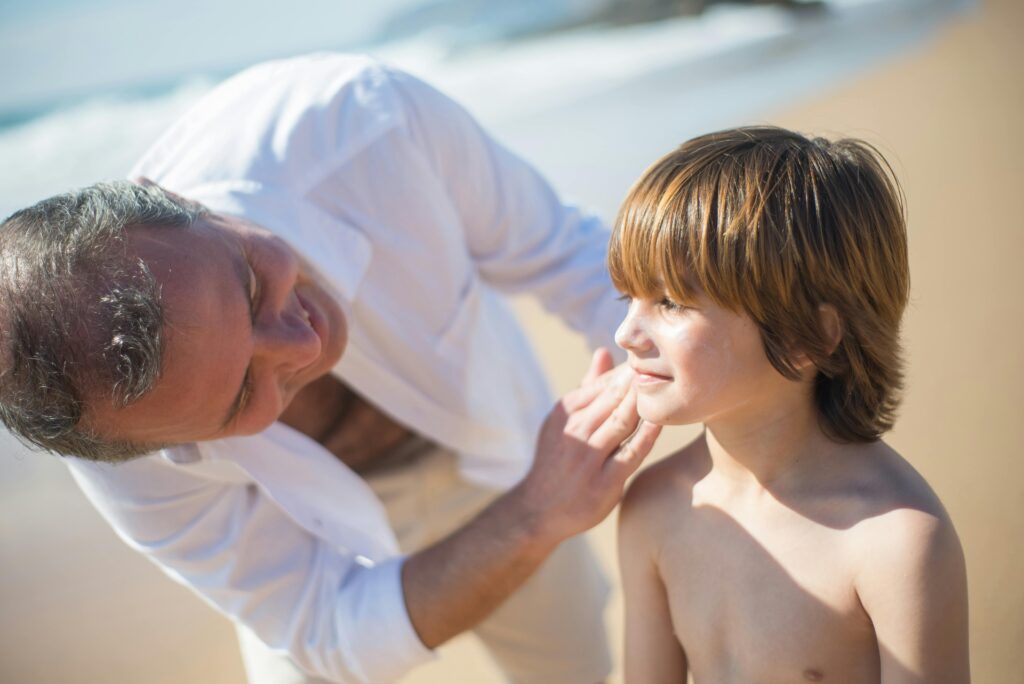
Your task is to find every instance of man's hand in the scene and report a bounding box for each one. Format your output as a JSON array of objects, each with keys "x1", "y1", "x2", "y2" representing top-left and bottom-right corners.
[
  {"x1": 511, "y1": 347, "x2": 663, "y2": 546},
  {"x1": 579, "y1": 346, "x2": 633, "y2": 391},
  {"x1": 402, "y1": 348, "x2": 661, "y2": 648}
]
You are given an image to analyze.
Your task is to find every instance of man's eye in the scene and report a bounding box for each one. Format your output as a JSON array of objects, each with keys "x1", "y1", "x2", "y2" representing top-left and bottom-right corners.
[{"x1": 248, "y1": 264, "x2": 261, "y2": 315}]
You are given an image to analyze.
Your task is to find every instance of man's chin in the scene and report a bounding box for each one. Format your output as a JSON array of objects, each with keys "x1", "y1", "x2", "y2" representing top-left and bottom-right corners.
[{"x1": 282, "y1": 365, "x2": 334, "y2": 409}]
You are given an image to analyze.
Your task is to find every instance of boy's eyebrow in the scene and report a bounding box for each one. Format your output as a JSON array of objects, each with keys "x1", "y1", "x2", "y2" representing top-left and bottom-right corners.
[
  {"x1": 657, "y1": 273, "x2": 702, "y2": 294},
  {"x1": 220, "y1": 248, "x2": 256, "y2": 430}
]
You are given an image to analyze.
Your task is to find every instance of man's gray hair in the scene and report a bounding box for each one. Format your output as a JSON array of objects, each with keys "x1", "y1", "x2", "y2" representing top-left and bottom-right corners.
[{"x1": 0, "y1": 181, "x2": 206, "y2": 461}]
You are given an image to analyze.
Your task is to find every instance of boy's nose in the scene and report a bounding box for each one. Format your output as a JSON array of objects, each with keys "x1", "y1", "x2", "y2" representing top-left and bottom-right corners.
[{"x1": 615, "y1": 310, "x2": 652, "y2": 353}]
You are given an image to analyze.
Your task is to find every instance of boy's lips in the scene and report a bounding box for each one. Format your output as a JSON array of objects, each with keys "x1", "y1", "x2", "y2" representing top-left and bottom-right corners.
[{"x1": 631, "y1": 366, "x2": 672, "y2": 385}]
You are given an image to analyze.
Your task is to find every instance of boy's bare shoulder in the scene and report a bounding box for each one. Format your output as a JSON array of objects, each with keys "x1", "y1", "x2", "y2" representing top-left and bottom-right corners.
[
  {"x1": 835, "y1": 441, "x2": 962, "y2": 580},
  {"x1": 837, "y1": 442, "x2": 967, "y2": 635},
  {"x1": 836, "y1": 441, "x2": 950, "y2": 524},
  {"x1": 620, "y1": 437, "x2": 709, "y2": 533}
]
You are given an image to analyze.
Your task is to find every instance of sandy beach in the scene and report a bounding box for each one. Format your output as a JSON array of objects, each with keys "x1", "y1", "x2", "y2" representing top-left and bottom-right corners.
[{"x1": 1, "y1": 0, "x2": 1021, "y2": 682}]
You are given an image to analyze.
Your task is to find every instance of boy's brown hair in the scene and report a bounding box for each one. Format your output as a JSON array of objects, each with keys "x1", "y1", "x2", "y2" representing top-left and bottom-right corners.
[{"x1": 609, "y1": 126, "x2": 909, "y2": 442}]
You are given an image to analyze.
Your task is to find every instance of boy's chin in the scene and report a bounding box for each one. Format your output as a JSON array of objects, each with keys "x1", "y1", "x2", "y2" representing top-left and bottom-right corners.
[{"x1": 637, "y1": 398, "x2": 699, "y2": 427}]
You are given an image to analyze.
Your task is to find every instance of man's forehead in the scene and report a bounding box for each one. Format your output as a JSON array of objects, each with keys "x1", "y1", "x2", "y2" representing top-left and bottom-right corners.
[
  {"x1": 126, "y1": 220, "x2": 215, "y2": 256},
  {"x1": 89, "y1": 223, "x2": 251, "y2": 444},
  {"x1": 127, "y1": 223, "x2": 233, "y2": 289}
]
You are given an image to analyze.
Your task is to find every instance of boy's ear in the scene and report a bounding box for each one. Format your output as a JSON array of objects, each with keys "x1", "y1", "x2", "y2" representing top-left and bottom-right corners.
[
  {"x1": 818, "y1": 303, "x2": 843, "y2": 356},
  {"x1": 792, "y1": 304, "x2": 843, "y2": 373}
]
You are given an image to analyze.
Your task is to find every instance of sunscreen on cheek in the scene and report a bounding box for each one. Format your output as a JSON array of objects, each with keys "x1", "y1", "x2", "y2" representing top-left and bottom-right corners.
[{"x1": 661, "y1": 315, "x2": 730, "y2": 406}]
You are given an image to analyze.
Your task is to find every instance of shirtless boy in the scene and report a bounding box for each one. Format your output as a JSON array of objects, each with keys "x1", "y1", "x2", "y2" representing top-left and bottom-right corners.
[{"x1": 611, "y1": 127, "x2": 969, "y2": 683}]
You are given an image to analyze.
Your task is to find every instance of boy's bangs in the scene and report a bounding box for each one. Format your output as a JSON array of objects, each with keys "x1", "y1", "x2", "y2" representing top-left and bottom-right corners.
[
  {"x1": 609, "y1": 204, "x2": 666, "y2": 300},
  {"x1": 609, "y1": 173, "x2": 717, "y2": 309}
]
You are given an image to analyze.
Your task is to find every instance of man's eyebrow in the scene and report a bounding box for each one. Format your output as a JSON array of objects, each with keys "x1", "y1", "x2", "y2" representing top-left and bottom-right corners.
[{"x1": 220, "y1": 247, "x2": 255, "y2": 430}]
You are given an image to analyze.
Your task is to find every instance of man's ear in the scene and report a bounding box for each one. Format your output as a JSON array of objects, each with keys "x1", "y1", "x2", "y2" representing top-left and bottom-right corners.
[{"x1": 818, "y1": 303, "x2": 843, "y2": 356}]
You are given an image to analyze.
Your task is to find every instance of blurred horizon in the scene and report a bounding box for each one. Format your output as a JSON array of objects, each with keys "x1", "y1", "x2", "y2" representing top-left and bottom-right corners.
[
  {"x1": 0, "y1": 0, "x2": 412, "y2": 122},
  {"x1": 0, "y1": 0, "x2": 958, "y2": 125},
  {"x1": 0, "y1": 0, "x2": 965, "y2": 218}
]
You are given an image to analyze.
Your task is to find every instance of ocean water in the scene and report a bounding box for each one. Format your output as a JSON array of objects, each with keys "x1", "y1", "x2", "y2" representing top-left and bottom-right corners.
[
  {"x1": 0, "y1": 0, "x2": 426, "y2": 115},
  {"x1": 0, "y1": 0, "x2": 967, "y2": 222},
  {"x1": 0, "y1": 0, "x2": 610, "y2": 216}
]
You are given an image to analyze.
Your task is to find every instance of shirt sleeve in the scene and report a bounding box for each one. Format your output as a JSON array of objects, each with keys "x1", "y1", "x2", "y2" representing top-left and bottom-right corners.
[
  {"x1": 67, "y1": 456, "x2": 435, "y2": 684},
  {"x1": 384, "y1": 66, "x2": 626, "y2": 357}
]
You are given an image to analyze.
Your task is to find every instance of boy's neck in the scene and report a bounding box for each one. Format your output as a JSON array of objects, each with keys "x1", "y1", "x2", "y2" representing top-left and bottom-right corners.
[{"x1": 702, "y1": 388, "x2": 839, "y2": 493}]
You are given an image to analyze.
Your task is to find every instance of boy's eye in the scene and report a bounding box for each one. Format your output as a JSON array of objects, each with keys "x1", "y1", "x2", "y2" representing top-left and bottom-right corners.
[{"x1": 659, "y1": 297, "x2": 685, "y2": 313}]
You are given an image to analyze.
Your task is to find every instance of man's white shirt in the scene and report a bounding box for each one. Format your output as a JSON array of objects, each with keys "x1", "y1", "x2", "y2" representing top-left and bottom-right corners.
[{"x1": 68, "y1": 53, "x2": 623, "y2": 683}]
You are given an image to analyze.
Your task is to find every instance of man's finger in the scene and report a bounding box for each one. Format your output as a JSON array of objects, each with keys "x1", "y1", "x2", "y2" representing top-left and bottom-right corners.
[
  {"x1": 586, "y1": 386, "x2": 641, "y2": 451},
  {"x1": 560, "y1": 379, "x2": 604, "y2": 414},
  {"x1": 581, "y1": 347, "x2": 614, "y2": 387},
  {"x1": 564, "y1": 375, "x2": 632, "y2": 439},
  {"x1": 606, "y1": 420, "x2": 662, "y2": 481}
]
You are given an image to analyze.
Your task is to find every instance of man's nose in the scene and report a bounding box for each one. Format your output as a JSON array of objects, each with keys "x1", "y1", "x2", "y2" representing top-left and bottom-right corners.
[{"x1": 253, "y1": 311, "x2": 320, "y2": 369}]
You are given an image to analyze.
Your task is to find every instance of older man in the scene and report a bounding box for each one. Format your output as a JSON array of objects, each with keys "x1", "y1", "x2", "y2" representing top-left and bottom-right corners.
[{"x1": 0, "y1": 53, "x2": 659, "y2": 683}]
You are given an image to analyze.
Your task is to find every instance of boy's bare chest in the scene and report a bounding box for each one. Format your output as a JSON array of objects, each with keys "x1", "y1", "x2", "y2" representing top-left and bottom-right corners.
[{"x1": 658, "y1": 506, "x2": 879, "y2": 683}]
